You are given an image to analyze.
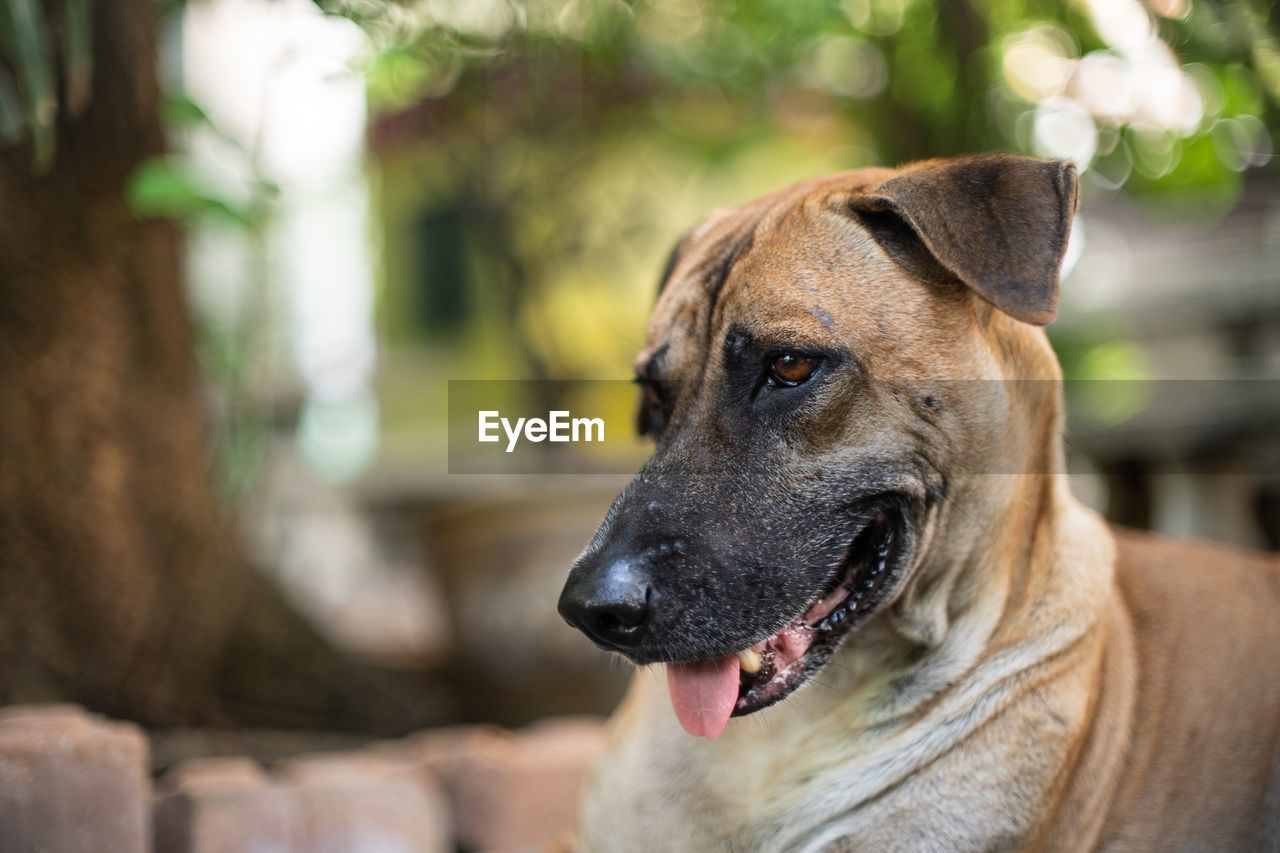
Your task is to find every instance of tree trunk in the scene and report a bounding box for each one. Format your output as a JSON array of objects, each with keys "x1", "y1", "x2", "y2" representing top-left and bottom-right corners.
[{"x1": 0, "y1": 0, "x2": 444, "y2": 733}]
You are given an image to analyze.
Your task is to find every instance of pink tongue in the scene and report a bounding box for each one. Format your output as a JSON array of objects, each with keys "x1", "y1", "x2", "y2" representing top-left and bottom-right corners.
[{"x1": 666, "y1": 655, "x2": 740, "y2": 739}]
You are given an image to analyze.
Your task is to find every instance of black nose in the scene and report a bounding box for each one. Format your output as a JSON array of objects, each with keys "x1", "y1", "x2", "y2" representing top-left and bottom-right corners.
[{"x1": 558, "y1": 557, "x2": 652, "y2": 650}]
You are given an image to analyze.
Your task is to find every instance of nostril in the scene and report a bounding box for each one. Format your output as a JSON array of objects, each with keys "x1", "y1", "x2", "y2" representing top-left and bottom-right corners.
[
  {"x1": 595, "y1": 611, "x2": 623, "y2": 634},
  {"x1": 559, "y1": 559, "x2": 654, "y2": 649},
  {"x1": 593, "y1": 595, "x2": 647, "y2": 636}
]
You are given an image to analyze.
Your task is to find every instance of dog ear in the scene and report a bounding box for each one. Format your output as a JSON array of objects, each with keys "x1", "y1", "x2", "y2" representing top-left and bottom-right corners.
[{"x1": 849, "y1": 154, "x2": 1078, "y2": 326}]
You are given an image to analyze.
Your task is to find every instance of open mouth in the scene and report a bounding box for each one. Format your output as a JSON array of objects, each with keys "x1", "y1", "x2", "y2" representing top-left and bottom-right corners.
[{"x1": 666, "y1": 506, "x2": 906, "y2": 738}]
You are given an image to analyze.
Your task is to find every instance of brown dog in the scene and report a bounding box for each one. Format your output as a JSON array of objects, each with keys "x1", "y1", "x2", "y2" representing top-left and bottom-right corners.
[{"x1": 557, "y1": 153, "x2": 1280, "y2": 851}]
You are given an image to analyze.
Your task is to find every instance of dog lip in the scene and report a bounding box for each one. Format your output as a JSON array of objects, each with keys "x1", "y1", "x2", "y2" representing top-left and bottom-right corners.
[{"x1": 730, "y1": 504, "x2": 906, "y2": 717}]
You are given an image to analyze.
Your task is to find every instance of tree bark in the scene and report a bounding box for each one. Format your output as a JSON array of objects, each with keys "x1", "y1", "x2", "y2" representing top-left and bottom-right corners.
[{"x1": 0, "y1": 0, "x2": 443, "y2": 733}]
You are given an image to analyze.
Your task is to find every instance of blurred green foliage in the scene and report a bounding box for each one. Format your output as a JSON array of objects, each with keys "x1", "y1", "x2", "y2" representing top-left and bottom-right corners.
[
  {"x1": 337, "y1": 0, "x2": 1276, "y2": 391},
  {"x1": 331, "y1": 0, "x2": 1278, "y2": 188},
  {"x1": 125, "y1": 95, "x2": 278, "y2": 231},
  {"x1": 127, "y1": 157, "x2": 261, "y2": 228}
]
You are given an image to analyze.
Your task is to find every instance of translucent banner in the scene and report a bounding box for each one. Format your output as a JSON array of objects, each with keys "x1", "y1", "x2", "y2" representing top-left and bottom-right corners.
[{"x1": 447, "y1": 379, "x2": 1280, "y2": 475}]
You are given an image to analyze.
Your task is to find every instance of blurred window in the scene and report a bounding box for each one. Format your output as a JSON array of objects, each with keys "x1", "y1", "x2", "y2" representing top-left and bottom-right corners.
[{"x1": 413, "y1": 203, "x2": 472, "y2": 334}]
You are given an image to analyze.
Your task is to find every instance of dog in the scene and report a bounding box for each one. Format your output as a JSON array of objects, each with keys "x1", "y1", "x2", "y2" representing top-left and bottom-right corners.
[{"x1": 557, "y1": 153, "x2": 1280, "y2": 851}]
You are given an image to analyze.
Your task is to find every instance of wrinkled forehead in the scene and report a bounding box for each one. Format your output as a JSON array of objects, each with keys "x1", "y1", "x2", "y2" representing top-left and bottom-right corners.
[{"x1": 636, "y1": 168, "x2": 895, "y2": 378}]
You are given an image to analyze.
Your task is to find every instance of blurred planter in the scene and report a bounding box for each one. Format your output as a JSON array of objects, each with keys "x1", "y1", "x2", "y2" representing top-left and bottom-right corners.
[{"x1": 414, "y1": 477, "x2": 633, "y2": 727}]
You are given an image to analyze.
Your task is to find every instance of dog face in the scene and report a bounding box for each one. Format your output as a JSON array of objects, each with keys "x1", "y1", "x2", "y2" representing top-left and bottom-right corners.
[{"x1": 559, "y1": 154, "x2": 1078, "y2": 738}]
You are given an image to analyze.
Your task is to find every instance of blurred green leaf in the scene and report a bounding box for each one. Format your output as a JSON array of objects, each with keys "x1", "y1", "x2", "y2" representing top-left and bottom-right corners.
[
  {"x1": 0, "y1": 0, "x2": 56, "y2": 171},
  {"x1": 126, "y1": 156, "x2": 259, "y2": 228},
  {"x1": 160, "y1": 91, "x2": 262, "y2": 166},
  {"x1": 161, "y1": 92, "x2": 211, "y2": 129}
]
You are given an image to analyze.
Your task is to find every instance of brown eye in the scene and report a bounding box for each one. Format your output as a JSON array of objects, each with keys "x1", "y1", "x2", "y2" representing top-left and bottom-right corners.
[
  {"x1": 769, "y1": 353, "x2": 818, "y2": 386},
  {"x1": 644, "y1": 383, "x2": 662, "y2": 406}
]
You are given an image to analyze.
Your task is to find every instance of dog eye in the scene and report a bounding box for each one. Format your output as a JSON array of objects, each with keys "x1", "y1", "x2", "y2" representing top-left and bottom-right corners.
[
  {"x1": 635, "y1": 379, "x2": 667, "y2": 437},
  {"x1": 768, "y1": 353, "x2": 819, "y2": 387}
]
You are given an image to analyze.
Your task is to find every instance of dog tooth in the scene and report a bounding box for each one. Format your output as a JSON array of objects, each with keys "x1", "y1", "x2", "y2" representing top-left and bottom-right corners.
[{"x1": 738, "y1": 648, "x2": 763, "y2": 674}]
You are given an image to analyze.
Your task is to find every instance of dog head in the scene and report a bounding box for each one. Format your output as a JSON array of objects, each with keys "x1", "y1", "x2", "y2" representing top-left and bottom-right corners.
[{"x1": 559, "y1": 154, "x2": 1078, "y2": 738}]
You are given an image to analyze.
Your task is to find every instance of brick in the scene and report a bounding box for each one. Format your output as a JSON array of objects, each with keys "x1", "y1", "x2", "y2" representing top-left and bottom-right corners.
[
  {"x1": 153, "y1": 756, "x2": 294, "y2": 853},
  {"x1": 279, "y1": 751, "x2": 451, "y2": 853},
  {"x1": 391, "y1": 717, "x2": 606, "y2": 853},
  {"x1": 0, "y1": 703, "x2": 150, "y2": 853},
  {"x1": 155, "y1": 751, "x2": 451, "y2": 853}
]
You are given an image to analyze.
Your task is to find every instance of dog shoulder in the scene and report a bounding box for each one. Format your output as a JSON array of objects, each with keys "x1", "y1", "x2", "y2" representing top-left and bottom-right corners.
[
  {"x1": 1112, "y1": 526, "x2": 1280, "y2": 630},
  {"x1": 1102, "y1": 527, "x2": 1280, "y2": 847}
]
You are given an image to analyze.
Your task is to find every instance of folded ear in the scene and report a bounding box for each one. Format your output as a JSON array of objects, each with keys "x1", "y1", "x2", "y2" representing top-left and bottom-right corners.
[{"x1": 848, "y1": 154, "x2": 1079, "y2": 326}]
